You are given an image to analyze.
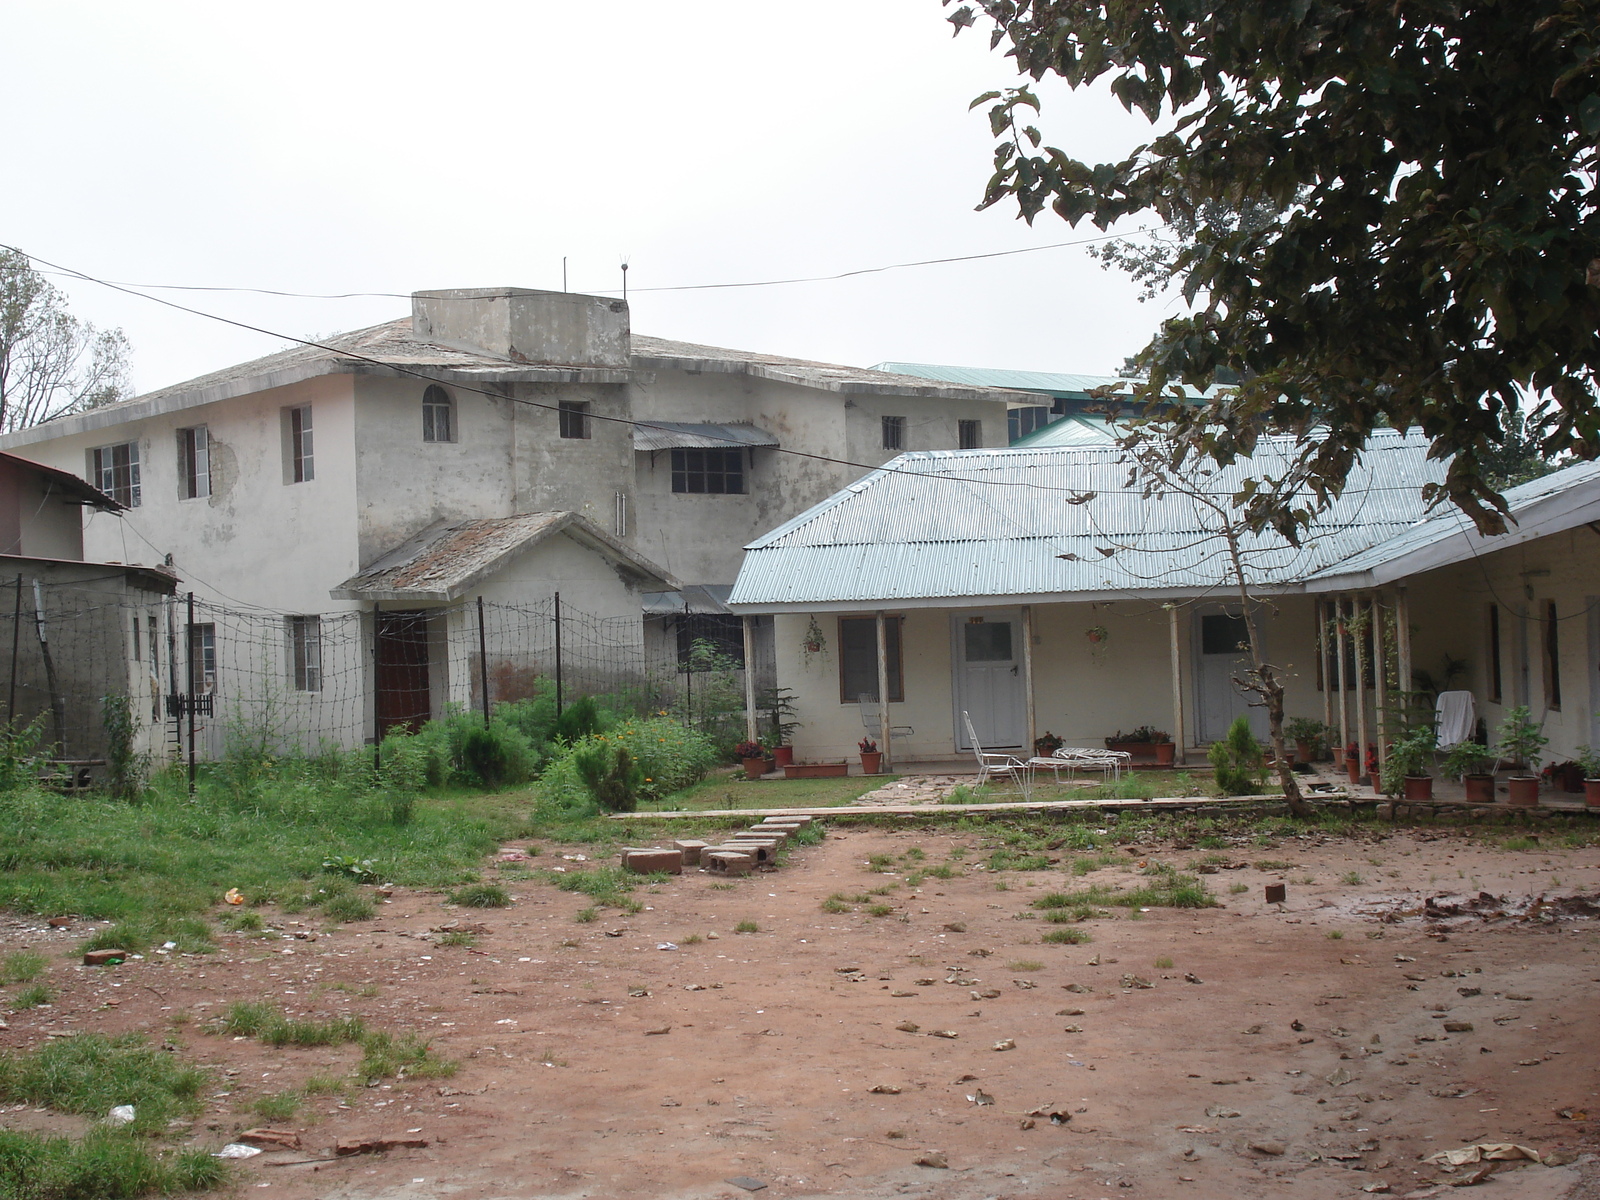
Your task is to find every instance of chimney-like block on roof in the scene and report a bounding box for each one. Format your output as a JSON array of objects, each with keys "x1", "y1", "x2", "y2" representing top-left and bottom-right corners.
[{"x1": 411, "y1": 288, "x2": 629, "y2": 368}]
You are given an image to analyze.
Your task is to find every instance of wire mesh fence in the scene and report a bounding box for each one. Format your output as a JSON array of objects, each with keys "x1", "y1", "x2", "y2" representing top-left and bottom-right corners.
[{"x1": 0, "y1": 578, "x2": 777, "y2": 772}]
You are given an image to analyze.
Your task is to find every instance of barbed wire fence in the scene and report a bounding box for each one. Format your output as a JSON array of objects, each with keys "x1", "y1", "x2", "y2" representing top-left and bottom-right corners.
[{"x1": 0, "y1": 579, "x2": 776, "y2": 784}]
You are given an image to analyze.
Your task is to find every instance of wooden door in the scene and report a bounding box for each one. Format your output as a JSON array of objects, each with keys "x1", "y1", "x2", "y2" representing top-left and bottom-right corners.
[{"x1": 376, "y1": 610, "x2": 431, "y2": 735}]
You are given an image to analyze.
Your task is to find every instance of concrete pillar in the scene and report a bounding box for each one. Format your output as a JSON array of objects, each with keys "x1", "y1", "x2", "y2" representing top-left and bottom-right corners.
[{"x1": 1168, "y1": 603, "x2": 1186, "y2": 766}]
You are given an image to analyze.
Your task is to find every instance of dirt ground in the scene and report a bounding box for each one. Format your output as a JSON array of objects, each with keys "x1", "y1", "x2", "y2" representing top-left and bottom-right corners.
[{"x1": 3, "y1": 818, "x2": 1600, "y2": 1200}]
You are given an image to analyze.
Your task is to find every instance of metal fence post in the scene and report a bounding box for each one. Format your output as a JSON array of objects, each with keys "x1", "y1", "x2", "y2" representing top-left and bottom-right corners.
[
  {"x1": 553, "y1": 591, "x2": 563, "y2": 716},
  {"x1": 186, "y1": 591, "x2": 196, "y2": 795},
  {"x1": 6, "y1": 573, "x2": 21, "y2": 725},
  {"x1": 477, "y1": 596, "x2": 491, "y2": 728}
]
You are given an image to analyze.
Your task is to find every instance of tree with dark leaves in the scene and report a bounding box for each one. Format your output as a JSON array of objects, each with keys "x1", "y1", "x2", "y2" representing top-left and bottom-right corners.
[{"x1": 948, "y1": 0, "x2": 1600, "y2": 540}]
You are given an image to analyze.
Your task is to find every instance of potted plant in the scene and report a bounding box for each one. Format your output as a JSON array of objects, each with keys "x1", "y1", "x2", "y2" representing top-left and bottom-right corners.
[
  {"x1": 1577, "y1": 743, "x2": 1600, "y2": 807},
  {"x1": 859, "y1": 737, "x2": 883, "y2": 774},
  {"x1": 1106, "y1": 725, "x2": 1175, "y2": 765},
  {"x1": 1380, "y1": 725, "x2": 1436, "y2": 800},
  {"x1": 1034, "y1": 731, "x2": 1065, "y2": 758},
  {"x1": 1440, "y1": 740, "x2": 1496, "y2": 803},
  {"x1": 1493, "y1": 706, "x2": 1548, "y2": 806},
  {"x1": 1285, "y1": 716, "x2": 1327, "y2": 763},
  {"x1": 1542, "y1": 760, "x2": 1585, "y2": 794},
  {"x1": 1344, "y1": 741, "x2": 1362, "y2": 784},
  {"x1": 760, "y1": 686, "x2": 801, "y2": 766},
  {"x1": 735, "y1": 740, "x2": 770, "y2": 780}
]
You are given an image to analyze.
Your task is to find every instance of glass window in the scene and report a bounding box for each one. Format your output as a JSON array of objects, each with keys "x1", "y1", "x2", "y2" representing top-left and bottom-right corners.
[
  {"x1": 963, "y1": 620, "x2": 1013, "y2": 662},
  {"x1": 188, "y1": 623, "x2": 216, "y2": 694},
  {"x1": 559, "y1": 400, "x2": 591, "y2": 439},
  {"x1": 91, "y1": 442, "x2": 140, "y2": 507},
  {"x1": 422, "y1": 385, "x2": 454, "y2": 443},
  {"x1": 670, "y1": 448, "x2": 745, "y2": 494},
  {"x1": 177, "y1": 426, "x2": 209, "y2": 499},
  {"x1": 958, "y1": 419, "x2": 983, "y2": 449},
  {"x1": 287, "y1": 405, "x2": 313, "y2": 482},
  {"x1": 881, "y1": 415, "x2": 905, "y2": 451},
  {"x1": 288, "y1": 615, "x2": 322, "y2": 692},
  {"x1": 1008, "y1": 406, "x2": 1052, "y2": 442},
  {"x1": 838, "y1": 616, "x2": 903, "y2": 703},
  {"x1": 1201, "y1": 613, "x2": 1249, "y2": 656}
]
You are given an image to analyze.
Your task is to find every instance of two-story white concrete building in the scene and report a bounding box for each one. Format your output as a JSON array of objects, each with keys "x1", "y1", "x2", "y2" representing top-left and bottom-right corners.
[{"x1": 0, "y1": 288, "x2": 1019, "y2": 754}]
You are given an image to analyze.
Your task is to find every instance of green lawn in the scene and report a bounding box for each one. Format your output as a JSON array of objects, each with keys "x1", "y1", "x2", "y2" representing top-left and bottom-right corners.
[{"x1": 636, "y1": 770, "x2": 897, "y2": 811}]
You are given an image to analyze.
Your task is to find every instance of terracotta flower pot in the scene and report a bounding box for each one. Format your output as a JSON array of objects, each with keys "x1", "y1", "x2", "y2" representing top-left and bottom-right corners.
[
  {"x1": 1155, "y1": 742, "x2": 1175, "y2": 765},
  {"x1": 741, "y1": 757, "x2": 769, "y2": 779},
  {"x1": 1295, "y1": 740, "x2": 1314, "y2": 763},
  {"x1": 1585, "y1": 778, "x2": 1600, "y2": 807},
  {"x1": 1463, "y1": 773, "x2": 1496, "y2": 804},
  {"x1": 1507, "y1": 775, "x2": 1540, "y2": 807},
  {"x1": 1402, "y1": 775, "x2": 1433, "y2": 801},
  {"x1": 772, "y1": 746, "x2": 794, "y2": 767},
  {"x1": 1346, "y1": 756, "x2": 1361, "y2": 784},
  {"x1": 860, "y1": 751, "x2": 884, "y2": 774}
]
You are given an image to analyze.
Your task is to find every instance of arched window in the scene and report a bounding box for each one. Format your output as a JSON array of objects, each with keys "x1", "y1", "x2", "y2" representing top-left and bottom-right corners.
[{"x1": 422, "y1": 384, "x2": 454, "y2": 443}]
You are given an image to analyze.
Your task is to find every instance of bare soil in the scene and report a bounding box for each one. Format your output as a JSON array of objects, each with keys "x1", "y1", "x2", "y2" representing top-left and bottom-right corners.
[{"x1": 3, "y1": 821, "x2": 1599, "y2": 1200}]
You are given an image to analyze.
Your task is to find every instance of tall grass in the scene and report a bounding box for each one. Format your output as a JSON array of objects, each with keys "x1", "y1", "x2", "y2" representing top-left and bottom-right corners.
[{"x1": 0, "y1": 1034, "x2": 208, "y2": 1134}]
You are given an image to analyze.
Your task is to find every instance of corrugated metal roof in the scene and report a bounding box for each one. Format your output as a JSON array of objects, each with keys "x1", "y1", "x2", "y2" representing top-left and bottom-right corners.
[
  {"x1": 1307, "y1": 460, "x2": 1600, "y2": 586},
  {"x1": 872, "y1": 362, "x2": 1226, "y2": 402},
  {"x1": 632, "y1": 422, "x2": 779, "y2": 452},
  {"x1": 641, "y1": 584, "x2": 736, "y2": 616},
  {"x1": 728, "y1": 430, "x2": 1448, "y2": 609},
  {"x1": 333, "y1": 511, "x2": 675, "y2": 601},
  {"x1": 1009, "y1": 415, "x2": 1117, "y2": 448}
]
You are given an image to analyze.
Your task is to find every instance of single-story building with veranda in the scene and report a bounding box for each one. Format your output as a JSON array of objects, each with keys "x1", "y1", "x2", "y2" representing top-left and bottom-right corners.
[{"x1": 726, "y1": 430, "x2": 1600, "y2": 784}]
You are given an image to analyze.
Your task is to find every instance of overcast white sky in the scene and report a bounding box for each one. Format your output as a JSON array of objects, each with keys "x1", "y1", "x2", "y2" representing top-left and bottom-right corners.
[{"x1": 4, "y1": 1, "x2": 1172, "y2": 395}]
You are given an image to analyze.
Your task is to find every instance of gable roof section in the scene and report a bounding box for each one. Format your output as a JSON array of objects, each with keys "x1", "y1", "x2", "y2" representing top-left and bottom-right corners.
[
  {"x1": 332, "y1": 511, "x2": 677, "y2": 602},
  {"x1": 0, "y1": 451, "x2": 122, "y2": 512},
  {"x1": 728, "y1": 430, "x2": 1448, "y2": 611},
  {"x1": 1306, "y1": 460, "x2": 1600, "y2": 590}
]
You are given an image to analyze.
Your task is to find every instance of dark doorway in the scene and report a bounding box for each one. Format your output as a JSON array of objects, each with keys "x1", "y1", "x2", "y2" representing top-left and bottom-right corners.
[{"x1": 376, "y1": 610, "x2": 431, "y2": 735}]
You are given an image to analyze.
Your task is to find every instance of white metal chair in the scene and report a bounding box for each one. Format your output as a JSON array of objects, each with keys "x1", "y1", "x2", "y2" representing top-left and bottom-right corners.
[
  {"x1": 962, "y1": 711, "x2": 1031, "y2": 798},
  {"x1": 858, "y1": 693, "x2": 914, "y2": 744},
  {"x1": 1027, "y1": 746, "x2": 1132, "y2": 783}
]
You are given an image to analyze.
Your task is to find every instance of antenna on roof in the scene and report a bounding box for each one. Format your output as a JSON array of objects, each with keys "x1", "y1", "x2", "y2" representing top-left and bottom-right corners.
[
  {"x1": 562, "y1": 257, "x2": 568, "y2": 293},
  {"x1": 620, "y1": 255, "x2": 630, "y2": 303}
]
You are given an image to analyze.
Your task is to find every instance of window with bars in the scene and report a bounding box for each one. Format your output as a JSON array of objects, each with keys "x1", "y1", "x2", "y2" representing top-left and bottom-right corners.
[
  {"x1": 558, "y1": 400, "x2": 591, "y2": 439},
  {"x1": 958, "y1": 419, "x2": 983, "y2": 449},
  {"x1": 91, "y1": 442, "x2": 140, "y2": 507},
  {"x1": 285, "y1": 405, "x2": 314, "y2": 482},
  {"x1": 177, "y1": 426, "x2": 210, "y2": 499},
  {"x1": 881, "y1": 415, "x2": 905, "y2": 451},
  {"x1": 1008, "y1": 406, "x2": 1051, "y2": 442},
  {"x1": 422, "y1": 385, "x2": 454, "y2": 443},
  {"x1": 288, "y1": 615, "x2": 322, "y2": 692},
  {"x1": 670, "y1": 448, "x2": 744, "y2": 494},
  {"x1": 188, "y1": 623, "x2": 216, "y2": 694}
]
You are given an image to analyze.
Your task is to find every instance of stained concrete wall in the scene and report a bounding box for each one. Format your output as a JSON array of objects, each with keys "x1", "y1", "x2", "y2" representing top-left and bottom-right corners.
[{"x1": 0, "y1": 459, "x2": 86, "y2": 560}]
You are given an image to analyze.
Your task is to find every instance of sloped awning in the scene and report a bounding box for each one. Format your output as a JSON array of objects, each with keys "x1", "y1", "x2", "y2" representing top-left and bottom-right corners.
[
  {"x1": 631, "y1": 422, "x2": 779, "y2": 453},
  {"x1": 332, "y1": 511, "x2": 677, "y2": 602},
  {"x1": 641, "y1": 584, "x2": 735, "y2": 617}
]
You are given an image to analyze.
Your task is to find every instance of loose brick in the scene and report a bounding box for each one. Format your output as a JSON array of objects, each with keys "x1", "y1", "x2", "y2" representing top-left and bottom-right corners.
[
  {"x1": 762, "y1": 815, "x2": 811, "y2": 827},
  {"x1": 82, "y1": 948, "x2": 126, "y2": 967},
  {"x1": 623, "y1": 849, "x2": 683, "y2": 875},
  {"x1": 672, "y1": 839, "x2": 708, "y2": 866},
  {"x1": 706, "y1": 851, "x2": 754, "y2": 876}
]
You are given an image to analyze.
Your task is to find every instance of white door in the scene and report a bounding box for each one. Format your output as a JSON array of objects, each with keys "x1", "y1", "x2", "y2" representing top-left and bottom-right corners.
[
  {"x1": 1193, "y1": 606, "x2": 1267, "y2": 743},
  {"x1": 953, "y1": 610, "x2": 1027, "y2": 749}
]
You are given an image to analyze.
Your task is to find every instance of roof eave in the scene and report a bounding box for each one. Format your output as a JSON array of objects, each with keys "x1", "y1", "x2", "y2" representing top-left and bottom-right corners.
[{"x1": 729, "y1": 582, "x2": 1307, "y2": 614}]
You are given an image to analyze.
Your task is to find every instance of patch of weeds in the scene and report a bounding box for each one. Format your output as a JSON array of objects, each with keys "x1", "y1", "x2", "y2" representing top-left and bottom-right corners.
[
  {"x1": 536, "y1": 1048, "x2": 567, "y2": 1068},
  {"x1": 574, "y1": 908, "x2": 598, "y2": 924},
  {"x1": 867, "y1": 885, "x2": 896, "y2": 896},
  {"x1": 1253, "y1": 860, "x2": 1296, "y2": 872},
  {"x1": 993, "y1": 880, "x2": 1009, "y2": 892},
  {"x1": 1007, "y1": 959, "x2": 1044, "y2": 972},
  {"x1": 682, "y1": 933, "x2": 703, "y2": 945},
  {"x1": 904, "y1": 872, "x2": 926, "y2": 887},
  {"x1": 708, "y1": 882, "x2": 735, "y2": 892},
  {"x1": 250, "y1": 1090, "x2": 302, "y2": 1122},
  {"x1": 926, "y1": 864, "x2": 956, "y2": 880},
  {"x1": 1127, "y1": 909, "x2": 1144, "y2": 920},
  {"x1": 450, "y1": 883, "x2": 512, "y2": 909},
  {"x1": 947, "y1": 846, "x2": 966, "y2": 859},
  {"x1": 789, "y1": 822, "x2": 825, "y2": 846},
  {"x1": 866, "y1": 855, "x2": 895, "y2": 873},
  {"x1": 1229, "y1": 882, "x2": 1250, "y2": 894},
  {"x1": 1041, "y1": 928, "x2": 1091, "y2": 944},
  {"x1": 436, "y1": 930, "x2": 477, "y2": 947},
  {"x1": 867, "y1": 904, "x2": 894, "y2": 918},
  {"x1": 1042, "y1": 906, "x2": 1097, "y2": 923},
  {"x1": 13, "y1": 984, "x2": 53, "y2": 1010},
  {"x1": 1327, "y1": 930, "x2": 1344, "y2": 940},
  {"x1": 1154, "y1": 955, "x2": 1174, "y2": 969},
  {"x1": 221, "y1": 911, "x2": 265, "y2": 933},
  {"x1": 0, "y1": 1033, "x2": 207, "y2": 1134},
  {"x1": 79, "y1": 917, "x2": 213, "y2": 958},
  {"x1": 820, "y1": 895, "x2": 852, "y2": 914},
  {"x1": 1195, "y1": 836, "x2": 1228, "y2": 849},
  {"x1": 1341, "y1": 872, "x2": 1365, "y2": 886},
  {"x1": 987, "y1": 850, "x2": 1052, "y2": 872},
  {"x1": 213, "y1": 1002, "x2": 366, "y2": 1048},
  {"x1": 301, "y1": 1074, "x2": 345, "y2": 1096},
  {"x1": 321, "y1": 892, "x2": 376, "y2": 923},
  {"x1": 0, "y1": 951, "x2": 46, "y2": 985},
  {"x1": 1297, "y1": 875, "x2": 1316, "y2": 886},
  {"x1": 1032, "y1": 872, "x2": 1216, "y2": 912},
  {"x1": 0, "y1": 1130, "x2": 227, "y2": 1197},
  {"x1": 1502, "y1": 836, "x2": 1539, "y2": 851},
  {"x1": 734, "y1": 920, "x2": 759, "y2": 934},
  {"x1": 904, "y1": 848, "x2": 925, "y2": 862},
  {"x1": 358, "y1": 1031, "x2": 457, "y2": 1083}
]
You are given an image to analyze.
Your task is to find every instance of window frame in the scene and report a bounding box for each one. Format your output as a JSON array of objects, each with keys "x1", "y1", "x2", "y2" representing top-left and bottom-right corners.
[
  {"x1": 285, "y1": 405, "x2": 314, "y2": 483},
  {"x1": 188, "y1": 623, "x2": 216, "y2": 695},
  {"x1": 838, "y1": 615, "x2": 904, "y2": 704},
  {"x1": 958, "y1": 419, "x2": 982, "y2": 450},
  {"x1": 558, "y1": 399, "x2": 591, "y2": 440},
  {"x1": 669, "y1": 448, "x2": 746, "y2": 495},
  {"x1": 881, "y1": 415, "x2": 905, "y2": 451},
  {"x1": 1487, "y1": 603, "x2": 1503, "y2": 703},
  {"x1": 91, "y1": 441, "x2": 141, "y2": 508},
  {"x1": 422, "y1": 384, "x2": 454, "y2": 444},
  {"x1": 287, "y1": 615, "x2": 323, "y2": 692},
  {"x1": 1544, "y1": 599, "x2": 1560, "y2": 710},
  {"x1": 177, "y1": 425, "x2": 210, "y2": 499}
]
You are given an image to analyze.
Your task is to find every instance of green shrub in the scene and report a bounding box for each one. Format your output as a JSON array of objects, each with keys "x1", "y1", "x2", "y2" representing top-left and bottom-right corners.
[
  {"x1": 450, "y1": 883, "x2": 512, "y2": 908},
  {"x1": 552, "y1": 696, "x2": 604, "y2": 745},
  {"x1": 571, "y1": 743, "x2": 644, "y2": 813},
  {"x1": 539, "y1": 718, "x2": 720, "y2": 810},
  {"x1": 0, "y1": 1129, "x2": 226, "y2": 1197},
  {"x1": 1208, "y1": 716, "x2": 1264, "y2": 795},
  {"x1": 321, "y1": 892, "x2": 375, "y2": 923},
  {"x1": 0, "y1": 1033, "x2": 207, "y2": 1134}
]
